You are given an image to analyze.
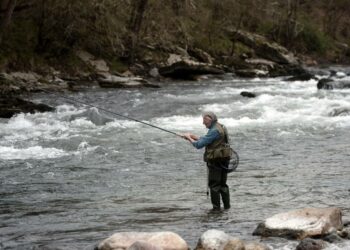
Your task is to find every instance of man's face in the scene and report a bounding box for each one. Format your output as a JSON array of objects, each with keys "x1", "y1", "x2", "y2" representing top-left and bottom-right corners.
[{"x1": 203, "y1": 116, "x2": 213, "y2": 128}]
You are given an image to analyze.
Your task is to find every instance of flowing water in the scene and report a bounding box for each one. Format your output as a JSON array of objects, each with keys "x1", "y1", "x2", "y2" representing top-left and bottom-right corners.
[{"x1": 1, "y1": 69, "x2": 350, "y2": 249}]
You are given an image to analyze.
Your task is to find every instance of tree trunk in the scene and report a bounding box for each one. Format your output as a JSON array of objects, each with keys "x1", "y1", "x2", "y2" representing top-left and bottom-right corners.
[
  {"x1": 1, "y1": 0, "x2": 16, "y2": 30},
  {"x1": 0, "y1": 0, "x2": 16, "y2": 43},
  {"x1": 127, "y1": 0, "x2": 148, "y2": 64}
]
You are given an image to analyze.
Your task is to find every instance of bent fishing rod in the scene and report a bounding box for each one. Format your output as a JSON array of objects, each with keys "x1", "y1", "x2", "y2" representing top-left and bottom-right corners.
[{"x1": 39, "y1": 88, "x2": 182, "y2": 138}]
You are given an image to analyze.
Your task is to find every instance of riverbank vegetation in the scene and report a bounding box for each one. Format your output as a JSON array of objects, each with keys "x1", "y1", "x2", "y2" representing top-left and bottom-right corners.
[{"x1": 1, "y1": 0, "x2": 350, "y2": 75}]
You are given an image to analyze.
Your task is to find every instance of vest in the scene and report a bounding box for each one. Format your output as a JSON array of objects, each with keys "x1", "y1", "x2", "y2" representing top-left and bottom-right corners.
[{"x1": 204, "y1": 122, "x2": 231, "y2": 162}]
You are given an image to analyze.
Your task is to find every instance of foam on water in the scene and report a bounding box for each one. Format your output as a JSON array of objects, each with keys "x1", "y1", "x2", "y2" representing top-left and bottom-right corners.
[{"x1": 0, "y1": 146, "x2": 69, "y2": 160}]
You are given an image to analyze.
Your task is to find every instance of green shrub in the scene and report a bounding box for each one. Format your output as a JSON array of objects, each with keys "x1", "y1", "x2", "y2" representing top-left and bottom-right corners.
[{"x1": 299, "y1": 23, "x2": 331, "y2": 54}]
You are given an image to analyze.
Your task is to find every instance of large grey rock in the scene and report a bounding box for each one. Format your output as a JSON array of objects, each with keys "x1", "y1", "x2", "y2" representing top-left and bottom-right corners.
[
  {"x1": 194, "y1": 230, "x2": 231, "y2": 250},
  {"x1": 96, "y1": 232, "x2": 188, "y2": 250},
  {"x1": 253, "y1": 207, "x2": 343, "y2": 240}
]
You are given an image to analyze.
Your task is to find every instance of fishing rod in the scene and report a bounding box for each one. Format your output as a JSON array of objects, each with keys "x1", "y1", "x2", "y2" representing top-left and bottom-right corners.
[{"x1": 39, "y1": 88, "x2": 182, "y2": 137}]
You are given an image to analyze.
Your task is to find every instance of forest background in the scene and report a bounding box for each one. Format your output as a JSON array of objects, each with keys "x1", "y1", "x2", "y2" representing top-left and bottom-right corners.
[{"x1": 1, "y1": 0, "x2": 350, "y2": 76}]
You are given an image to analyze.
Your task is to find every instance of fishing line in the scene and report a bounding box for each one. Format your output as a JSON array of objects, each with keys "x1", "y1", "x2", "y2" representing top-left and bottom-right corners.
[{"x1": 39, "y1": 89, "x2": 181, "y2": 137}]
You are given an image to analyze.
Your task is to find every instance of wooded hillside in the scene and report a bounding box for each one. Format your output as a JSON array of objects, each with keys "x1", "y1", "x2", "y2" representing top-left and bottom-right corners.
[{"x1": 1, "y1": 0, "x2": 349, "y2": 74}]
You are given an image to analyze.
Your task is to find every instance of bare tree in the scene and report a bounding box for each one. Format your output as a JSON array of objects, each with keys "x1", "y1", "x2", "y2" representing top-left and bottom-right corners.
[
  {"x1": 0, "y1": 0, "x2": 17, "y2": 36},
  {"x1": 128, "y1": 0, "x2": 148, "y2": 64}
]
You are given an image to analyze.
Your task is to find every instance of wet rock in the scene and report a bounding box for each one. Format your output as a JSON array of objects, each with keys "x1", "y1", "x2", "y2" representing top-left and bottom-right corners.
[
  {"x1": 241, "y1": 91, "x2": 256, "y2": 98},
  {"x1": 223, "y1": 239, "x2": 245, "y2": 250},
  {"x1": 328, "y1": 107, "x2": 350, "y2": 117},
  {"x1": 295, "y1": 238, "x2": 327, "y2": 250},
  {"x1": 343, "y1": 220, "x2": 350, "y2": 227},
  {"x1": 322, "y1": 232, "x2": 344, "y2": 243},
  {"x1": 194, "y1": 229, "x2": 231, "y2": 250},
  {"x1": 96, "y1": 231, "x2": 188, "y2": 250},
  {"x1": 253, "y1": 207, "x2": 343, "y2": 240},
  {"x1": 317, "y1": 78, "x2": 334, "y2": 89},
  {"x1": 68, "y1": 107, "x2": 114, "y2": 125},
  {"x1": 0, "y1": 97, "x2": 54, "y2": 118},
  {"x1": 337, "y1": 228, "x2": 350, "y2": 239},
  {"x1": 286, "y1": 72, "x2": 315, "y2": 81},
  {"x1": 159, "y1": 60, "x2": 224, "y2": 80},
  {"x1": 317, "y1": 78, "x2": 350, "y2": 90},
  {"x1": 245, "y1": 242, "x2": 271, "y2": 250}
]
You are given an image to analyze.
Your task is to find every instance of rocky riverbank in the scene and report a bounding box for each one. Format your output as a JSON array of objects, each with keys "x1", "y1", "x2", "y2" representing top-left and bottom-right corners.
[
  {"x1": 1, "y1": 30, "x2": 349, "y2": 118},
  {"x1": 94, "y1": 207, "x2": 350, "y2": 250}
]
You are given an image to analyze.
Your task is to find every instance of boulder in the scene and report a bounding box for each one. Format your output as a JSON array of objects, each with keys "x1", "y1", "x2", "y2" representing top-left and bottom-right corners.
[
  {"x1": 0, "y1": 97, "x2": 54, "y2": 118},
  {"x1": 230, "y1": 30, "x2": 299, "y2": 65},
  {"x1": 159, "y1": 60, "x2": 224, "y2": 80},
  {"x1": 253, "y1": 207, "x2": 343, "y2": 240},
  {"x1": 96, "y1": 232, "x2": 188, "y2": 250},
  {"x1": 241, "y1": 91, "x2": 256, "y2": 98},
  {"x1": 286, "y1": 72, "x2": 315, "y2": 81},
  {"x1": 317, "y1": 78, "x2": 334, "y2": 89},
  {"x1": 317, "y1": 79, "x2": 350, "y2": 90},
  {"x1": 194, "y1": 229, "x2": 231, "y2": 250},
  {"x1": 295, "y1": 238, "x2": 327, "y2": 250}
]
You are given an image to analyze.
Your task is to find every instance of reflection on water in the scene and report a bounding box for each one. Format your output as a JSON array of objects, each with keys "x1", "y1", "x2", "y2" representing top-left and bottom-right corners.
[{"x1": 1, "y1": 74, "x2": 350, "y2": 249}]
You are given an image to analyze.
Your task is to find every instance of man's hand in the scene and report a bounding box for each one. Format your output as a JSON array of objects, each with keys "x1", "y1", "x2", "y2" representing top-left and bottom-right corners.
[{"x1": 180, "y1": 133, "x2": 198, "y2": 142}]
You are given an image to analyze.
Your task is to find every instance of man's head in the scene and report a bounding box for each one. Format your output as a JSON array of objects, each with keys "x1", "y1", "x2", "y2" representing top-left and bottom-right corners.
[{"x1": 202, "y1": 111, "x2": 217, "y2": 128}]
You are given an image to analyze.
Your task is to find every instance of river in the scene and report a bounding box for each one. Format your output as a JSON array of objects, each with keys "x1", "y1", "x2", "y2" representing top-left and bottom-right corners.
[{"x1": 1, "y1": 69, "x2": 350, "y2": 249}]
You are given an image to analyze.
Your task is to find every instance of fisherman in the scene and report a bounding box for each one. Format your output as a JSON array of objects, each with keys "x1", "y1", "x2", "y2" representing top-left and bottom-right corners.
[{"x1": 182, "y1": 112, "x2": 230, "y2": 211}]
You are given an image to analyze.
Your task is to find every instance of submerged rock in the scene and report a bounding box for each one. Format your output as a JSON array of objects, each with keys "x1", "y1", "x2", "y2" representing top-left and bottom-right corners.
[
  {"x1": 328, "y1": 107, "x2": 350, "y2": 117},
  {"x1": 0, "y1": 97, "x2": 54, "y2": 118},
  {"x1": 68, "y1": 107, "x2": 114, "y2": 125},
  {"x1": 296, "y1": 238, "x2": 327, "y2": 250},
  {"x1": 253, "y1": 207, "x2": 343, "y2": 240},
  {"x1": 317, "y1": 78, "x2": 350, "y2": 90},
  {"x1": 241, "y1": 91, "x2": 256, "y2": 98},
  {"x1": 96, "y1": 231, "x2": 188, "y2": 250},
  {"x1": 286, "y1": 72, "x2": 315, "y2": 81}
]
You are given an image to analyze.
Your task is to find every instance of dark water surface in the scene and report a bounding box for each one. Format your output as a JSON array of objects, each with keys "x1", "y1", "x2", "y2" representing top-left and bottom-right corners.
[{"x1": 1, "y1": 73, "x2": 350, "y2": 249}]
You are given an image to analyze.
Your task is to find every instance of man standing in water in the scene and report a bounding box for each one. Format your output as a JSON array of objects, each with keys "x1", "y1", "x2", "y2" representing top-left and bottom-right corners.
[{"x1": 182, "y1": 112, "x2": 230, "y2": 211}]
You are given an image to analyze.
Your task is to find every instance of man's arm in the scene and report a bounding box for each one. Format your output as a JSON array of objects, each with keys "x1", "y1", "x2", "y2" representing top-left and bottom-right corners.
[{"x1": 182, "y1": 130, "x2": 220, "y2": 149}]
